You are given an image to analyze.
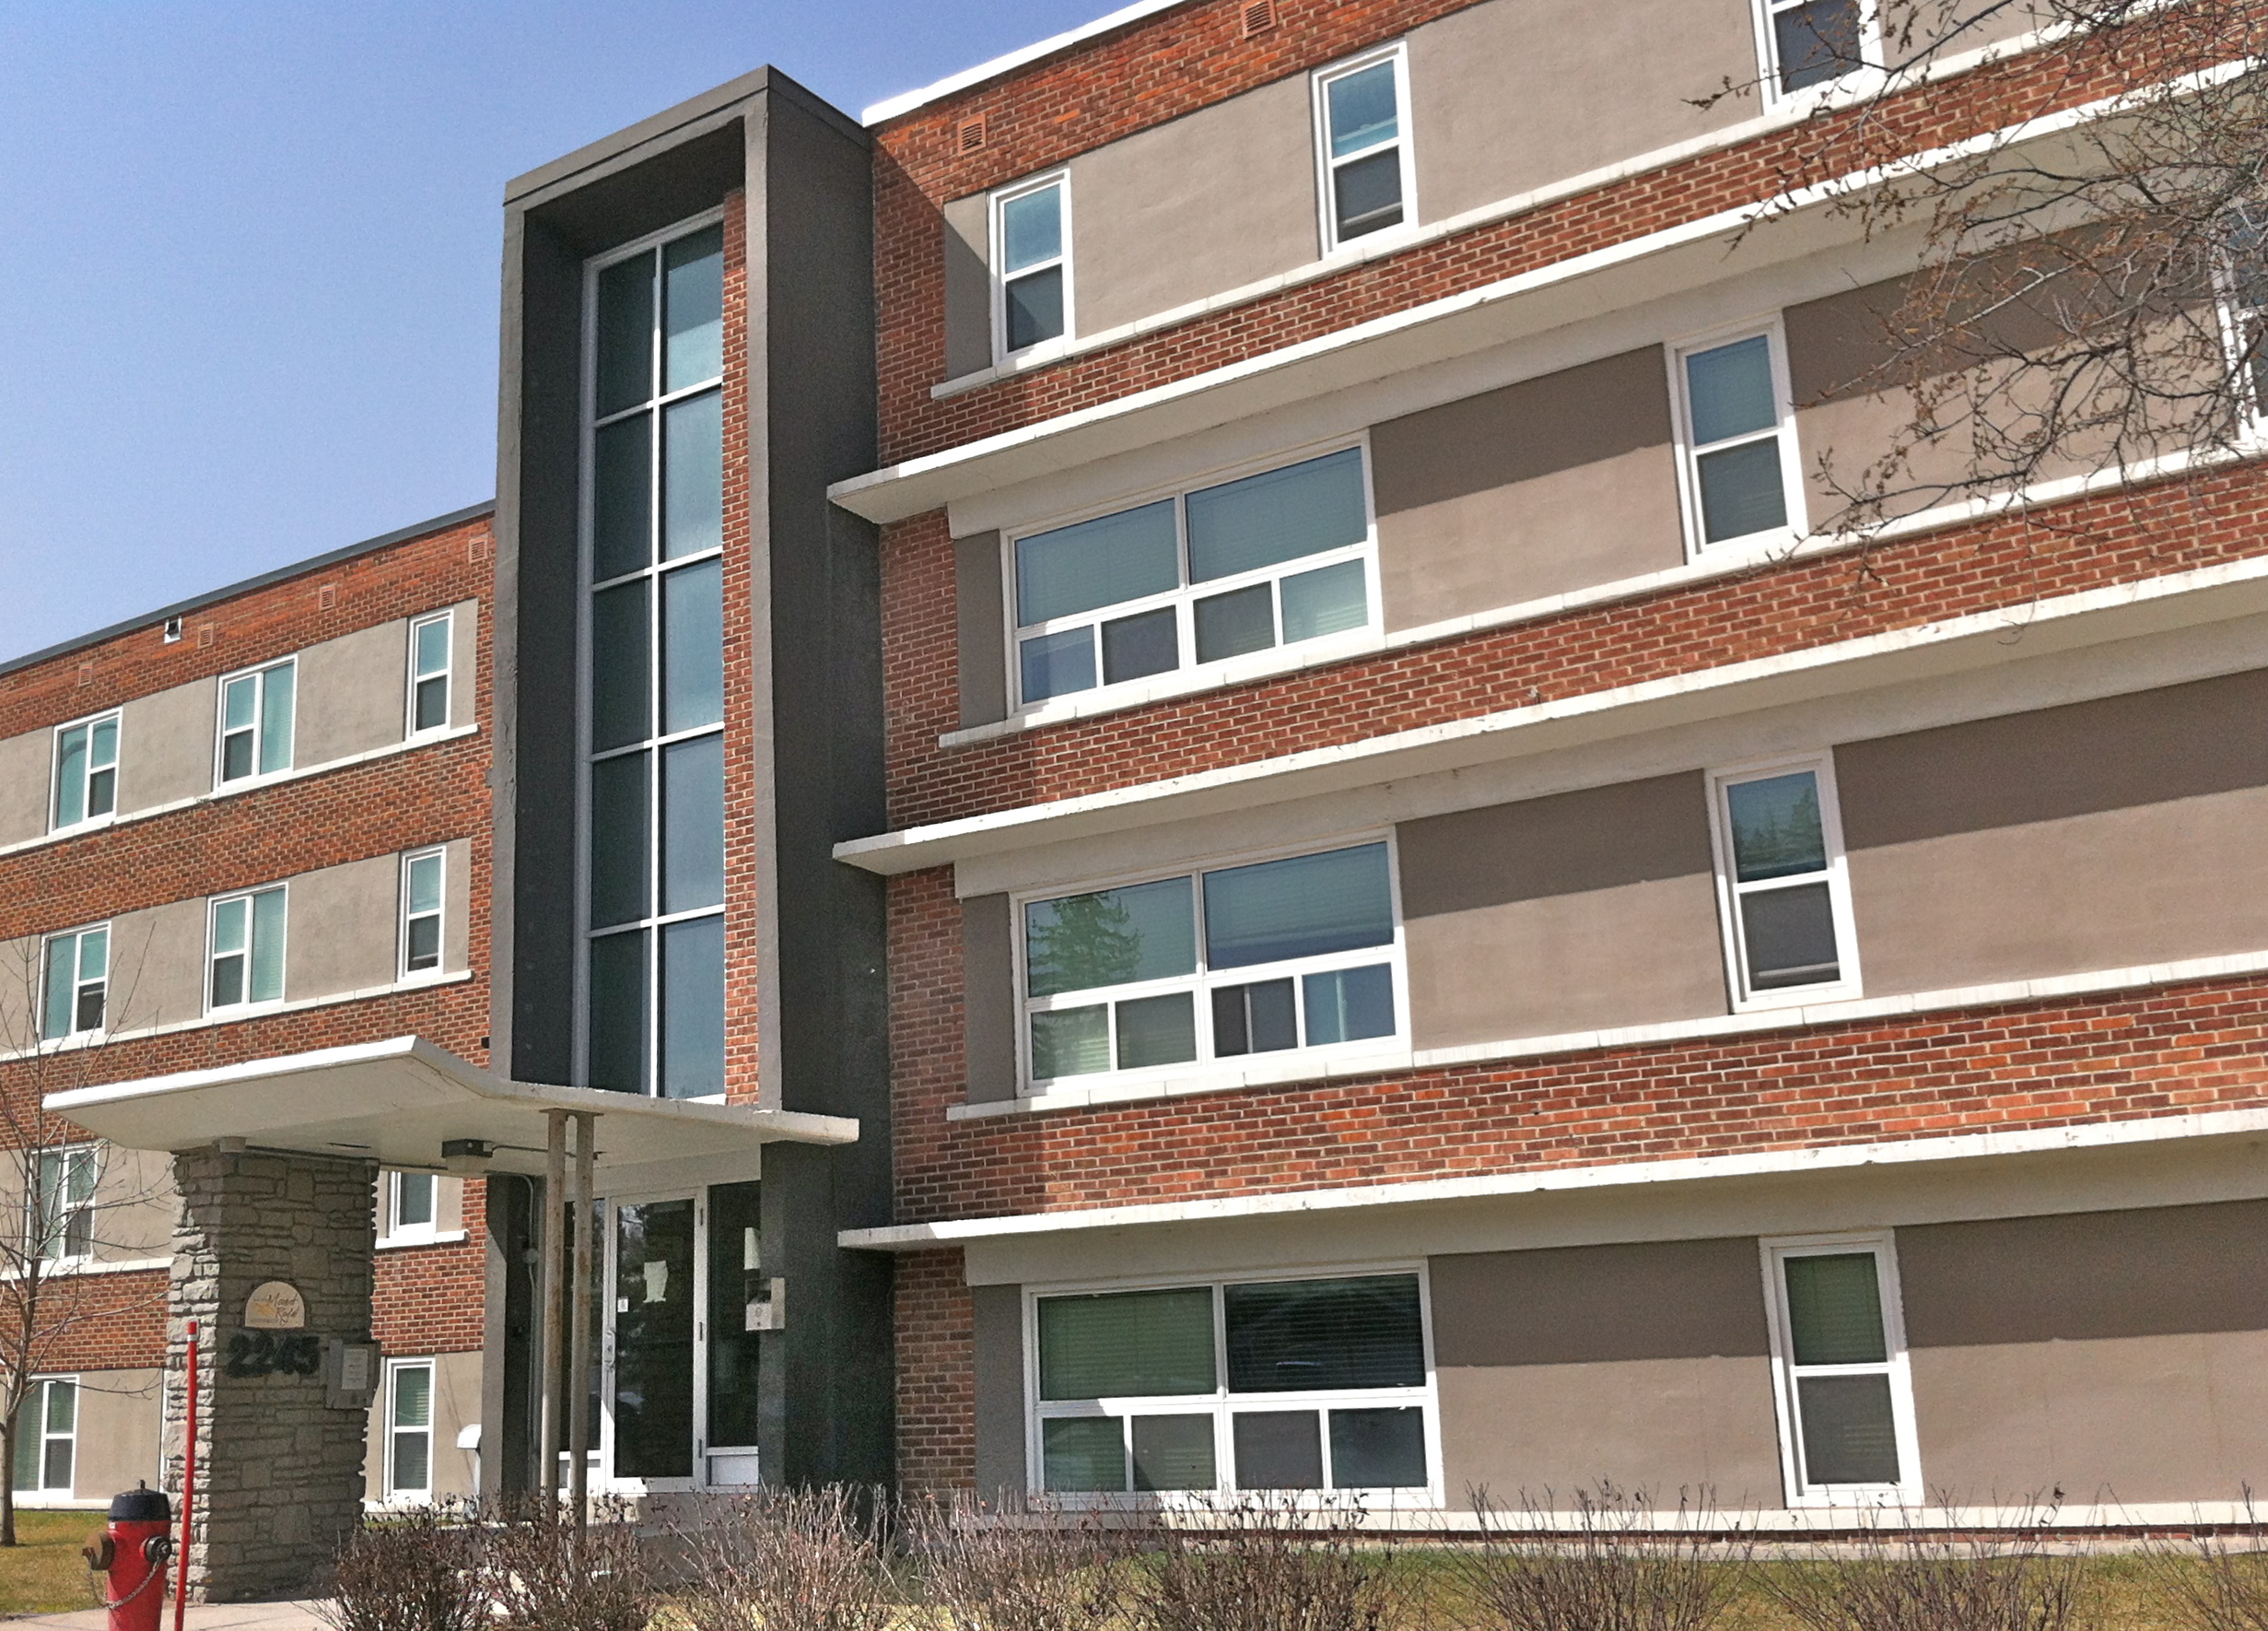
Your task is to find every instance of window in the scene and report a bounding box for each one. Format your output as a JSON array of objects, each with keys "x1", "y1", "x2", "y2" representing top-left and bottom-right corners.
[
  {"x1": 208, "y1": 886, "x2": 286, "y2": 1011},
  {"x1": 1709, "y1": 759, "x2": 1859, "y2": 1008},
  {"x1": 408, "y1": 611, "x2": 453, "y2": 735},
  {"x1": 10, "y1": 1378, "x2": 76, "y2": 1495},
  {"x1": 52, "y1": 712, "x2": 119, "y2": 830},
  {"x1": 1011, "y1": 447, "x2": 1376, "y2": 709},
  {"x1": 216, "y1": 658, "x2": 296, "y2": 783},
  {"x1": 1675, "y1": 328, "x2": 1804, "y2": 553},
  {"x1": 30, "y1": 1146, "x2": 96, "y2": 1265},
  {"x1": 1033, "y1": 1273, "x2": 1434, "y2": 1497},
  {"x1": 40, "y1": 924, "x2": 107, "y2": 1040},
  {"x1": 1314, "y1": 47, "x2": 1412, "y2": 252},
  {"x1": 401, "y1": 849, "x2": 445, "y2": 977},
  {"x1": 1758, "y1": 0, "x2": 1875, "y2": 96},
  {"x1": 1763, "y1": 1235, "x2": 1920, "y2": 1503},
  {"x1": 581, "y1": 216, "x2": 728, "y2": 1101},
  {"x1": 2219, "y1": 204, "x2": 2268, "y2": 420},
  {"x1": 1021, "y1": 840, "x2": 1401, "y2": 1091},
  {"x1": 994, "y1": 174, "x2": 1071, "y2": 359},
  {"x1": 385, "y1": 1359, "x2": 435, "y2": 1499},
  {"x1": 384, "y1": 1172, "x2": 438, "y2": 1245}
]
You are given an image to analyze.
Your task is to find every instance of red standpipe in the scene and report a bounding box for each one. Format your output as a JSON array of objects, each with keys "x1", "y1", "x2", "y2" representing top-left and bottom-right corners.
[{"x1": 173, "y1": 1318, "x2": 198, "y2": 1631}]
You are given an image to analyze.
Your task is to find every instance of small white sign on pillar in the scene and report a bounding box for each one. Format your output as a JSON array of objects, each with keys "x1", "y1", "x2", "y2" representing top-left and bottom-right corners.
[{"x1": 243, "y1": 1281, "x2": 307, "y2": 1331}]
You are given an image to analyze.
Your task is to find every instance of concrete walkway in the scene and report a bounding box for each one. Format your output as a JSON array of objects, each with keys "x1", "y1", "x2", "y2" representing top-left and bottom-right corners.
[{"x1": 7, "y1": 1604, "x2": 331, "y2": 1628}]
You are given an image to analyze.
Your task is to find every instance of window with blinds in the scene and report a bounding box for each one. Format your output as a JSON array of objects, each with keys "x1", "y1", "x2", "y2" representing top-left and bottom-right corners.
[
  {"x1": 1766, "y1": 1236, "x2": 1920, "y2": 1502},
  {"x1": 1711, "y1": 757, "x2": 1861, "y2": 1010}
]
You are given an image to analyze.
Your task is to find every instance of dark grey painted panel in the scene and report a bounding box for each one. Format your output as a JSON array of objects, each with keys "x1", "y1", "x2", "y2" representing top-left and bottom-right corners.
[
  {"x1": 943, "y1": 194, "x2": 991, "y2": 381},
  {"x1": 963, "y1": 895, "x2": 1017, "y2": 1103},
  {"x1": 955, "y1": 533, "x2": 1008, "y2": 728},
  {"x1": 1432, "y1": 1237, "x2": 1771, "y2": 1367},
  {"x1": 1900, "y1": 1201, "x2": 2268, "y2": 1348},
  {"x1": 973, "y1": 1283, "x2": 1028, "y2": 1502},
  {"x1": 1399, "y1": 773, "x2": 1713, "y2": 914}
]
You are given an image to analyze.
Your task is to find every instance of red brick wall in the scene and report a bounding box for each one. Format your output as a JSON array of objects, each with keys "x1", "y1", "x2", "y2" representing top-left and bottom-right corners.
[
  {"x1": 375, "y1": 1185, "x2": 487, "y2": 1357},
  {"x1": 13, "y1": 1266, "x2": 168, "y2": 1373},
  {"x1": 718, "y1": 189, "x2": 766, "y2": 1106},
  {"x1": 894, "y1": 1247, "x2": 976, "y2": 1493}
]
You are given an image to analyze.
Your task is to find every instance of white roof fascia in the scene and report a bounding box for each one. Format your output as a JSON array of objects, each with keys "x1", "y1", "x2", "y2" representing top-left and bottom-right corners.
[
  {"x1": 860, "y1": 0, "x2": 1190, "y2": 125},
  {"x1": 831, "y1": 556, "x2": 2268, "y2": 875}
]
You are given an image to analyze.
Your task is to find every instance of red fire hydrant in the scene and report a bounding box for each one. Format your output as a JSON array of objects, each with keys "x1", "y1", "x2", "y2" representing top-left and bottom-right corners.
[{"x1": 81, "y1": 1483, "x2": 172, "y2": 1631}]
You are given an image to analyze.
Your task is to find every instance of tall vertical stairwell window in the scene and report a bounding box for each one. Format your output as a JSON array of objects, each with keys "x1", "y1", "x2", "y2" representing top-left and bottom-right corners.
[{"x1": 582, "y1": 214, "x2": 728, "y2": 1100}]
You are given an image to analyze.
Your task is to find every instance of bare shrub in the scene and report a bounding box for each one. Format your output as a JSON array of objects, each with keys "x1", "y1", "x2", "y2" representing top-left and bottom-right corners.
[
  {"x1": 1130, "y1": 1494, "x2": 1407, "y2": 1631},
  {"x1": 1448, "y1": 1486, "x2": 1748, "y2": 1631},
  {"x1": 670, "y1": 1484, "x2": 897, "y2": 1631},
  {"x1": 1762, "y1": 1507, "x2": 2091, "y2": 1631},
  {"x1": 2144, "y1": 1501, "x2": 2268, "y2": 1631},
  {"x1": 320, "y1": 1501, "x2": 483, "y2": 1631},
  {"x1": 478, "y1": 1496, "x2": 654, "y2": 1631},
  {"x1": 908, "y1": 1494, "x2": 1127, "y2": 1631}
]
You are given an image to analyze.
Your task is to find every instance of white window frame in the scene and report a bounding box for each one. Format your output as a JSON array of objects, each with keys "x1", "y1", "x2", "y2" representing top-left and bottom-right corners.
[
  {"x1": 1750, "y1": 0, "x2": 1882, "y2": 103},
  {"x1": 1760, "y1": 1232, "x2": 1923, "y2": 1507},
  {"x1": 29, "y1": 1145, "x2": 98, "y2": 1268},
  {"x1": 213, "y1": 656, "x2": 298, "y2": 787},
  {"x1": 1668, "y1": 318, "x2": 1809, "y2": 561},
  {"x1": 1706, "y1": 753, "x2": 1863, "y2": 1012},
  {"x1": 50, "y1": 709, "x2": 121, "y2": 833},
  {"x1": 1024, "y1": 1263, "x2": 1442, "y2": 1507},
  {"x1": 990, "y1": 170, "x2": 1075, "y2": 365},
  {"x1": 14, "y1": 1376, "x2": 77, "y2": 1495},
  {"x1": 39, "y1": 922, "x2": 110, "y2": 1043},
  {"x1": 205, "y1": 884, "x2": 288, "y2": 1015},
  {"x1": 1311, "y1": 43, "x2": 1417, "y2": 256},
  {"x1": 380, "y1": 1171, "x2": 441, "y2": 1249},
  {"x1": 406, "y1": 610, "x2": 455, "y2": 739},
  {"x1": 1013, "y1": 833, "x2": 1409, "y2": 1097},
  {"x1": 383, "y1": 1356, "x2": 437, "y2": 1501},
  {"x1": 400, "y1": 847, "x2": 448, "y2": 980},
  {"x1": 1002, "y1": 439, "x2": 1383, "y2": 714}
]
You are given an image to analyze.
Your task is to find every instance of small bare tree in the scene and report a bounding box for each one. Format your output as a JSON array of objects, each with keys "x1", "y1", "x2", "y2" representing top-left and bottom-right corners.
[{"x1": 0, "y1": 926, "x2": 173, "y2": 1545}]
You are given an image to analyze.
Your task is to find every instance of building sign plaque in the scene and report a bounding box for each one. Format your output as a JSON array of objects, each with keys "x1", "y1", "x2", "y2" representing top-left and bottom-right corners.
[{"x1": 243, "y1": 1281, "x2": 307, "y2": 1331}]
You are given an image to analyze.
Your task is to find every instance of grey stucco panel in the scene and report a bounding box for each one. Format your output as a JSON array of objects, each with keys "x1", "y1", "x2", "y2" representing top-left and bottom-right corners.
[
  {"x1": 108, "y1": 898, "x2": 211, "y2": 1033},
  {"x1": 955, "y1": 533, "x2": 1008, "y2": 728},
  {"x1": 0, "y1": 728, "x2": 49, "y2": 845},
  {"x1": 297, "y1": 619, "x2": 409, "y2": 767},
  {"x1": 973, "y1": 1283, "x2": 1028, "y2": 1501},
  {"x1": 448, "y1": 597, "x2": 481, "y2": 728},
  {"x1": 284, "y1": 854, "x2": 401, "y2": 1001},
  {"x1": 117, "y1": 677, "x2": 216, "y2": 813},
  {"x1": 963, "y1": 895, "x2": 1017, "y2": 1103},
  {"x1": 943, "y1": 194, "x2": 991, "y2": 381},
  {"x1": 443, "y1": 836, "x2": 473, "y2": 973}
]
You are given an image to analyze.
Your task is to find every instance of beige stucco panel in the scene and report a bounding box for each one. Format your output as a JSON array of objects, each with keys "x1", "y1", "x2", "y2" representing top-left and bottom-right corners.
[
  {"x1": 116, "y1": 677, "x2": 215, "y2": 814},
  {"x1": 297, "y1": 620, "x2": 407, "y2": 768},
  {"x1": 1069, "y1": 73, "x2": 1317, "y2": 337},
  {"x1": 442, "y1": 837, "x2": 473, "y2": 974},
  {"x1": 105, "y1": 898, "x2": 210, "y2": 1034},
  {"x1": 285, "y1": 855, "x2": 401, "y2": 1002},
  {"x1": 447, "y1": 599, "x2": 479, "y2": 729},
  {"x1": 1408, "y1": 0, "x2": 1756, "y2": 225},
  {"x1": 943, "y1": 193, "x2": 993, "y2": 381},
  {"x1": 92, "y1": 1145, "x2": 178, "y2": 1262},
  {"x1": 63, "y1": 1367, "x2": 165, "y2": 1500},
  {"x1": 364, "y1": 1349, "x2": 483, "y2": 1502},
  {"x1": 0, "y1": 935, "x2": 36, "y2": 1047},
  {"x1": 0, "y1": 728, "x2": 51, "y2": 847}
]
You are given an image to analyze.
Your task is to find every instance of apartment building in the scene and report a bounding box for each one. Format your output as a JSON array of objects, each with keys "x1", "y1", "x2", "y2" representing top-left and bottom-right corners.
[
  {"x1": 828, "y1": 0, "x2": 2268, "y2": 1520},
  {"x1": 0, "y1": 505, "x2": 495, "y2": 1508}
]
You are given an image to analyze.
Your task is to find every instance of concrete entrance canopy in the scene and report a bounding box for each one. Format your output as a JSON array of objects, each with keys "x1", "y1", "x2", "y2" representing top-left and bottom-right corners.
[{"x1": 42, "y1": 1034, "x2": 859, "y2": 1168}]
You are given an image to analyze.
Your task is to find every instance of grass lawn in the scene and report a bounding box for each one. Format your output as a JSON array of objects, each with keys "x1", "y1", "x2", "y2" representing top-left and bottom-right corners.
[{"x1": 0, "y1": 1508, "x2": 105, "y2": 1618}]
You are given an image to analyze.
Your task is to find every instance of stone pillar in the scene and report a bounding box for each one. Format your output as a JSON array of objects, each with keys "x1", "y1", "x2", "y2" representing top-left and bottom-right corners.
[{"x1": 165, "y1": 1148, "x2": 377, "y2": 1602}]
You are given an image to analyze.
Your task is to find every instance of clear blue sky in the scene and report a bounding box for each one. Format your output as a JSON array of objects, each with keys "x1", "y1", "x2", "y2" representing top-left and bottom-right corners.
[{"x1": 0, "y1": 0, "x2": 1109, "y2": 663}]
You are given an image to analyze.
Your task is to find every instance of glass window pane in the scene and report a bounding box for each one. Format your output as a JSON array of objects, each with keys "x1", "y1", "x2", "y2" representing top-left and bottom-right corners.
[
  {"x1": 1042, "y1": 1417, "x2": 1126, "y2": 1493},
  {"x1": 587, "y1": 930, "x2": 649, "y2": 1094},
  {"x1": 1784, "y1": 1252, "x2": 1888, "y2": 1365},
  {"x1": 211, "y1": 951, "x2": 245, "y2": 1009},
  {"x1": 1329, "y1": 1406, "x2": 1427, "y2": 1488},
  {"x1": 590, "y1": 750, "x2": 651, "y2": 930},
  {"x1": 1006, "y1": 266, "x2": 1066, "y2": 353},
  {"x1": 1187, "y1": 450, "x2": 1368, "y2": 583},
  {"x1": 1133, "y1": 1415, "x2": 1217, "y2": 1492},
  {"x1": 415, "y1": 675, "x2": 449, "y2": 733},
  {"x1": 10, "y1": 1393, "x2": 36, "y2": 1487},
  {"x1": 406, "y1": 914, "x2": 441, "y2": 970},
  {"x1": 397, "y1": 1172, "x2": 436, "y2": 1228},
  {"x1": 1687, "y1": 335, "x2": 1778, "y2": 445},
  {"x1": 1039, "y1": 1286, "x2": 1217, "y2": 1399},
  {"x1": 1021, "y1": 628, "x2": 1096, "y2": 703},
  {"x1": 1211, "y1": 980, "x2": 1297, "y2": 1057},
  {"x1": 1000, "y1": 185, "x2": 1062, "y2": 274},
  {"x1": 661, "y1": 915, "x2": 726, "y2": 1099},
  {"x1": 1280, "y1": 559, "x2": 1368, "y2": 642},
  {"x1": 1726, "y1": 773, "x2": 1826, "y2": 881},
  {"x1": 662, "y1": 735, "x2": 725, "y2": 915},
  {"x1": 590, "y1": 580, "x2": 650, "y2": 752},
  {"x1": 592, "y1": 414, "x2": 652, "y2": 582},
  {"x1": 41, "y1": 937, "x2": 73, "y2": 1040},
  {"x1": 1203, "y1": 843, "x2": 1394, "y2": 970},
  {"x1": 1697, "y1": 439, "x2": 1788, "y2": 543},
  {"x1": 251, "y1": 889, "x2": 286, "y2": 1002},
  {"x1": 1778, "y1": 0, "x2": 1865, "y2": 91},
  {"x1": 1224, "y1": 1275, "x2": 1425, "y2": 1392},
  {"x1": 414, "y1": 616, "x2": 450, "y2": 678},
  {"x1": 1116, "y1": 992, "x2": 1197, "y2": 1070},
  {"x1": 213, "y1": 898, "x2": 248, "y2": 956},
  {"x1": 55, "y1": 727, "x2": 87, "y2": 827},
  {"x1": 258, "y1": 664, "x2": 294, "y2": 775},
  {"x1": 595, "y1": 251, "x2": 655, "y2": 418},
  {"x1": 406, "y1": 855, "x2": 442, "y2": 916},
  {"x1": 1101, "y1": 607, "x2": 1179, "y2": 686},
  {"x1": 1233, "y1": 1412, "x2": 1323, "y2": 1489},
  {"x1": 707, "y1": 1180, "x2": 765, "y2": 1449},
  {"x1": 1302, "y1": 964, "x2": 1395, "y2": 1045},
  {"x1": 221, "y1": 729, "x2": 253, "y2": 783},
  {"x1": 1742, "y1": 881, "x2": 1840, "y2": 990},
  {"x1": 392, "y1": 1431, "x2": 429, "y2": 1494},
  {"x1": 663, "y1": 226, "x2": 725, "y2": 393},
  {"x1": 1194, "y1": 583, "x2": 1275, "y2": 663},
  {"x1": 223, "y1": 674, "x2": 256, "y2": 733},
  {"x1": 1016, "y1": 500, "x2": 1179, "y2": 627},
  {"x1": 663, "y1": 391, "x2": 723, "y2": 562},
  {"x1": 1333, "y1": 150, "x2": 1405, "y2": 240},
  {"x1": 661, "y1": 559, "x2": 724, "y2": 733},
  {"x1": 1026, "y1": 876, "x2": 1196, "y2": 997},
  {"x1": 1796, "y1": 1374, "x2": 1901, "y2": 1484},
  {"x1": 64, "y1": 1152, "x2": 94, "y2": 1208},
  {"x1": 1327, "y1": 63, "x2": 1398, "y2": 157},
  {"x1": 41, "y1": 1436, "x2": 72, "y2": 1493},
  {"x1": 1030, "y1": 1007, "x2": 1111, "y2": 1079},
  {"x1": 89, "y1": 716, "x2": 116, "y2": 768}
]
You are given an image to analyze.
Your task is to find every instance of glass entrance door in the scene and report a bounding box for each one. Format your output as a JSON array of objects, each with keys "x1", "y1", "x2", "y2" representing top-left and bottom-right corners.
[{"x1": 612, "y1": 1197, "x2": 696, "y2": 1481}]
